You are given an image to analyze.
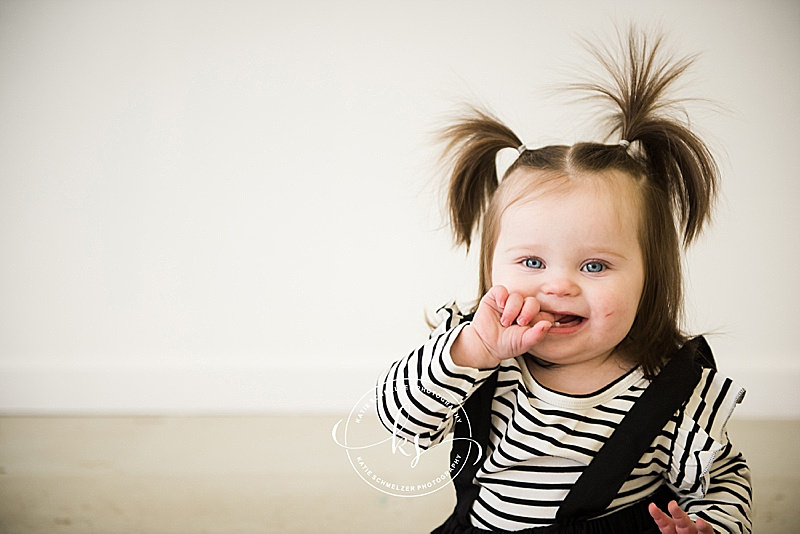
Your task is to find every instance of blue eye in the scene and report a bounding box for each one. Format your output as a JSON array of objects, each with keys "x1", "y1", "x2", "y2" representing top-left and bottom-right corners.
[
  {"x1": 523, "y1": 258, "x2": 544, "y2": 269},
  {"x1": 582, "y1": 261, "x2": 606, "y2": 273}
]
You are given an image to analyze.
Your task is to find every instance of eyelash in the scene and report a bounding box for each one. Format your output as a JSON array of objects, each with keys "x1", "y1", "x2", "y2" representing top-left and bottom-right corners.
[
  {"x1": 522, "y1": 257, "x2": 544, "y2": 269},
  {"x1": 520, "y1": 258, "x2": 609, "y2": 273},
  {"x1": 581, "y1": 261, "x2": 607, "y2": 273}
]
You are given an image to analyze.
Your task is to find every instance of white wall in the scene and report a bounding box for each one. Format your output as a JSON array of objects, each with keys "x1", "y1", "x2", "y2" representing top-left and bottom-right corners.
[{"x1": 1, "y1": 0, "x2": 798, "y2": 417}]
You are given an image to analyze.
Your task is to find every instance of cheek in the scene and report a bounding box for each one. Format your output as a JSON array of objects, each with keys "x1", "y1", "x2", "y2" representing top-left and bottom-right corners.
[
  {"x1": 490, "y1": 262, "x2": 514, "y2": 288},
  {"x1": 594, "y1": 287, "x2": 640, "y2": 324}
]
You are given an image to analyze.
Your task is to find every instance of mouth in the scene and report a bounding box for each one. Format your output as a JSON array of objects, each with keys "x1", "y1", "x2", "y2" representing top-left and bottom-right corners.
[{"x1": 549, "y1": 313, "x2": 585, "y2": 329}]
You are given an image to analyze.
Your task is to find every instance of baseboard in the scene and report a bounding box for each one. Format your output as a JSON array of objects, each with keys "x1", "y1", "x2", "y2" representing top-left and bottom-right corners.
[
  {"x1": 0, "y1": 362, "x2": 796, "y2": 418},
  {"x1": 0, "y1": 363, "x2": 386, "y2": 415}
]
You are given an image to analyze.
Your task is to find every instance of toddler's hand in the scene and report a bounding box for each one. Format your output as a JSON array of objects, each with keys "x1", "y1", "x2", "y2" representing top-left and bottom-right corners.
[
  {"x1": 451, "y1": 285, "x2": 553, "y2": 369},
  {"x1": 648, "y1": 500, "x2": 715, "y2": 534}
]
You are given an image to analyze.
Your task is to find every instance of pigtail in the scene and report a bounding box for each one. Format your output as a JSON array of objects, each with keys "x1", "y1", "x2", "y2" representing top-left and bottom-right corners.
[
  {"x1": 439, "y1": 108, "x2": 522, "y2": 249},
  {"x1": 577, "y1": 29, "x2": 718, "y2": 245},
  {"x1": 566, "y1": 28, "x2": 721, "y2": 374}
]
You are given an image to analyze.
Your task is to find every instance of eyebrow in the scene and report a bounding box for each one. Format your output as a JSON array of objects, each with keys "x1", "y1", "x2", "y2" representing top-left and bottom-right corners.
[{"x1": 502, "y1": 245, "x2": 632, "y2": 261}]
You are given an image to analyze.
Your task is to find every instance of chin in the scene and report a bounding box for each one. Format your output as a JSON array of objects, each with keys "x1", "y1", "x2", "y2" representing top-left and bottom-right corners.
[{"x1": 527, "y1": 337, "x2": 618, "y2": 365}]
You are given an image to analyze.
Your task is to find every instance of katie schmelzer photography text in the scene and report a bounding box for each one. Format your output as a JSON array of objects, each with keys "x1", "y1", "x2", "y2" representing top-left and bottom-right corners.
[{"x1": 331, "y1": 378, "x2": 477, "y2": 498}]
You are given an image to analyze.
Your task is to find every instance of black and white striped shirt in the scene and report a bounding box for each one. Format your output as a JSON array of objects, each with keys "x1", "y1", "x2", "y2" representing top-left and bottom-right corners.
[{"x1": 377, "y1": 305, "x2": 752, "y2": 533}]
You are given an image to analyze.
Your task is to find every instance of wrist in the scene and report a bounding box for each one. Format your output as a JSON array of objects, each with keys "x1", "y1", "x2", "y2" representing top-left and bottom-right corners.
[{"x1": 450, "y1": 324, "x2": 499, "y2": 370}]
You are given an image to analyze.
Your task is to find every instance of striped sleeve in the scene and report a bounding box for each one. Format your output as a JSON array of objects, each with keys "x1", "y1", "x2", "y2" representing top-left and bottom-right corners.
[
  {"x1": 669, "y1": 369, "x2": 752, "y2": 533},
  {"x1": 375, "y1": 305, "x2": 495, "y2": 449}
]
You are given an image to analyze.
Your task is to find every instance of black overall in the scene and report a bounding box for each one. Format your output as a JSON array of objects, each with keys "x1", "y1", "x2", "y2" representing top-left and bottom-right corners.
[{"x1": 432, "y1": 337, "x2": 714, "y2": 534}]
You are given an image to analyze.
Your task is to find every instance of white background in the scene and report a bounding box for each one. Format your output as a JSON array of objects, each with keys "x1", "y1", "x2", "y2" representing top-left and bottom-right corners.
[{"x1": 1, "y1": 0, "x2": 798, "y2": 417}]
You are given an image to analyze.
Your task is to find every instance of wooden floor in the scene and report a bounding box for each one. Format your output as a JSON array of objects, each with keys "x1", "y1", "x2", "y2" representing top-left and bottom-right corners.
[{"x1": 0, "y1": 416, "x2": 797, "y2": 533}]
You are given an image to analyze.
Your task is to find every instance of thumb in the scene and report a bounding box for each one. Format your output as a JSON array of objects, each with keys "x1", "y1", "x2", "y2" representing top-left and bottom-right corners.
[{"x1": 519, "y1": 320, "x2": 553, "y2": 351}]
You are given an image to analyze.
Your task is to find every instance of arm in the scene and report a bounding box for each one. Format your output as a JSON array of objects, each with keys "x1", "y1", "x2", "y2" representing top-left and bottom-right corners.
[
  {"x1": 376, "y1": 287, "x2": 553, "y2": 449},
  {"x1": 649, "y1": 444, "x2": 751, "y2": 533},
  {"x1": 375, "y1": 311, "x2": 495, "y2": 450},
  {"x1": 677, "y1": 440, "x2": 752, "y2": 533},
  {"x1": 658, "y1": 370, "x2": 753, "y2": 533}
]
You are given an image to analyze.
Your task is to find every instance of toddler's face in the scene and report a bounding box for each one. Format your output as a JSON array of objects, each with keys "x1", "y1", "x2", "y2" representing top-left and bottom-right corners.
[{"x1": 490, "y1": 169, "x2": 645, "y2": 367}]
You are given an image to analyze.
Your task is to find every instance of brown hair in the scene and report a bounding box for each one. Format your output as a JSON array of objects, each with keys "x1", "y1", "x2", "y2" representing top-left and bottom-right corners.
[{"x1": 439, "y1": 30, "x2": 718, "y2": 377}]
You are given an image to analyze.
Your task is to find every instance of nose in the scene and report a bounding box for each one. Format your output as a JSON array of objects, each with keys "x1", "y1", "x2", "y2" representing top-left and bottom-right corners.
[{"x1": 539, "y1": 269, "x2": 581, "y2": 298}]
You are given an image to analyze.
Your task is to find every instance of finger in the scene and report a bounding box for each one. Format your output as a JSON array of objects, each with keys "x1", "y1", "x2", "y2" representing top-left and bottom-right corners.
[
  {"x1": 493, "y1": 285, "x2": 509, "y2": 308},
  {"x1": 479, "y1": 285, "x2": 508, "y2": 318},
  {"x1": 520, "y1": 320, "x2": 552, "y2": 350},
  {"x1": 667, "y1": 501, "x2": 698, "y2": 534},
  {"x1": 695, "y1": 518, "x2": 714, "y2": 534},
  {"x1": 534, "y1": 309, "x2": 556, "y2": 325},
  {"x1": 648, "y1": 502, "x2": 677, "y2": 534},
  {"x1": 483, "y1": 285, "x2": 508, "y2": 312},
  {"x1": 515, "y1": 297, "x2": 542, "y2": 326},
  {"x1": 501, "y1": 292, "x2": 524, "y2": 327}
]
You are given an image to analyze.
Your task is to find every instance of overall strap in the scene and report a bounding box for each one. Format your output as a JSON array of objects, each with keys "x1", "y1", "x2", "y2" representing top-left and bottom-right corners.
[
  {"x1": 451, "y1": 369, "x2": 499, "y2": 525},
  {"x1": 555, "y1": 337, "x2": 707, "y2": 522}
]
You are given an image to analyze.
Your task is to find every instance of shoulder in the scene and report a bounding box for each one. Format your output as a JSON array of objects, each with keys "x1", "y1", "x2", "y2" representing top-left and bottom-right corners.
[
  {"x1": 682, "y1": 368, "x2": 746, "y2": 442},
  {"x1": 429, "y1": 302, "x2": 471, "y2": 338}
]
